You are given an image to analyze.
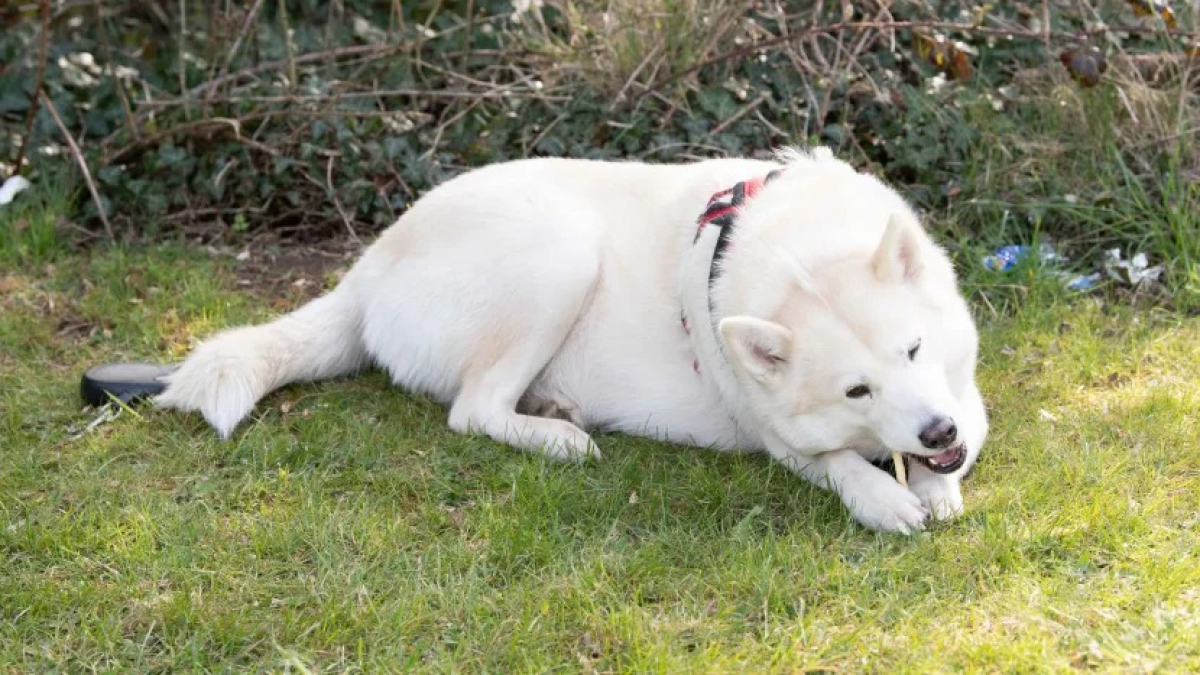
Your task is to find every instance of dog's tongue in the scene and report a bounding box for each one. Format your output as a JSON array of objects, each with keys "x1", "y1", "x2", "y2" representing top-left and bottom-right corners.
[{"x1": 932, "y1": 447, "x2": 960, "y2": 464}]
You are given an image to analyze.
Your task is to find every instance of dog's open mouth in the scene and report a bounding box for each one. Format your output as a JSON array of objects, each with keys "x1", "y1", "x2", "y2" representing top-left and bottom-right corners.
[{"x1": 911, "y1": 443, "x2": 967, "y2": 474}]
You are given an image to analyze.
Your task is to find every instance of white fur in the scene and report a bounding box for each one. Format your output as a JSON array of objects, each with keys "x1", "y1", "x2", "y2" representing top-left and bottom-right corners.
[{"x1": 157, "y1": 147, "x2": 988, "y2": 534}]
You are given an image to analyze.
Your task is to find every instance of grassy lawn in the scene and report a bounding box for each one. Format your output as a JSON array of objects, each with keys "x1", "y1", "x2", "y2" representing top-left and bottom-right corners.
[
  {"x1": 2, "y1": 229, "x2": 1199, "y2": 671},
  {"x1": 6, "y1": 0, "x2": 1200, "y2": 670}
]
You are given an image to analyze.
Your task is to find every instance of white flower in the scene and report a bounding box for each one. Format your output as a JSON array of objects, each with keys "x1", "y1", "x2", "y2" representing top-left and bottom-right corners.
[{"x1": 511, "y1": 0, "x2": 544, "y2": 22}]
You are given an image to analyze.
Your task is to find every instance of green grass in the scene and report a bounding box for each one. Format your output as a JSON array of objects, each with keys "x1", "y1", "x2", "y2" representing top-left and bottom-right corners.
[
  {"x1": 0, "y1": 169, "x2": 74, "y2": 266},
  {"x1": 2, "y1": 234, "x2": 1199, "y2": 671},
  {"x1": 6, "y1": 3, "x2": 1199, "y2": 667}
]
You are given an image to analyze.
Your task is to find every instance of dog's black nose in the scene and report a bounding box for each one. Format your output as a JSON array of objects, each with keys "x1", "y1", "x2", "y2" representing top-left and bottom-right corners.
[{"x1": 919, "y1": 417, "x2": 957, "y2": 449}]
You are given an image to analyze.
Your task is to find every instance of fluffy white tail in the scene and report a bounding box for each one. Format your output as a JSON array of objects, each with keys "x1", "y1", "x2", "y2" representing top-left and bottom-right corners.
[{"x1": 156, "y1": 287, "x2": 366, "y2": 438}]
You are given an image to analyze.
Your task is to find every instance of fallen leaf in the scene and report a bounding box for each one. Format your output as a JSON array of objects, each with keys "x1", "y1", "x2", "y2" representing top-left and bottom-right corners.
[
  {"x1": 1060, "y1": 46, "x2": 1108, "y2": 87},
  {"x1": 1125, "y1": 0, "x2": 1176, "y2": 29},
  {"x1": 913, "y1": 32, "x2": 972, "y2": 81},
  {"x1": 0, "y1": 275, "x2": 25, "y2": 294}
]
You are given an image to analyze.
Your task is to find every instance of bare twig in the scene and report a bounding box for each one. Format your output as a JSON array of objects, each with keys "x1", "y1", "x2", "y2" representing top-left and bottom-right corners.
[
  {"x1": 140, "y1": 87, "x2": 568, "y2": 108},
  {"x1": 462, "y1": 0, "x2": 476, "y2": 66},
  {"x1": 39, "y1": 90, "x2": 114, "y2": 239},
  {"x1": 102, "y1": 108, "x2": 438, "y2": 160},
  {"x1": 326, "y1": 155, "x2": 361, "y2": 245},
  {"x1": 178, "y1": 0, "x2": 190, "y2": 119},
  {"x1": 213, "y1": 0, "x2": 267, "y2": 95},
  {"x1": 977, "y1": 290, "x2": 999, "y2": 320},
  {"x1": 612, "y1": 44, "x2": 663, "y2": 105},
  {"x1": 12, "y1": 0, "x2": 50, "y2": 173},
  {"x1": 180, "y1": 10, "x2": 514, "y2": 103},
  {"x1": 104, "y1": 115, "x2": 292, "y2": 164},
  {"x1": 752, "y1": 107, "x2": 789, "y2": 140},
  {"x1": 710, "y1": 91, "x2": 771, "y2": 136},
  {"x1": 420, "y1": 96, "x2": 487, "y2": 162},
  {"x1": 1042, "y1": 0, "x2": 1052, "y2": 50},
  {"x1": 93, "y1": 0, "x2": 139, "y2": 140},
  {"x1": 195, "y1": 44, "x2": 401, "y2": 99},
  {"x1": 527, "y1": 112, "x2": 570, "y2": 154}
]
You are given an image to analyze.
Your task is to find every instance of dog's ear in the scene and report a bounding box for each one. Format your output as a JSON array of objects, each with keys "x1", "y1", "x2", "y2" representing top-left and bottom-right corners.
[
  {"x1": 872, "y1": 213, "x2": 924, "y2": 283},
  {"x1": 719, "y1": 317, "x2": 793, "y2": 387}
]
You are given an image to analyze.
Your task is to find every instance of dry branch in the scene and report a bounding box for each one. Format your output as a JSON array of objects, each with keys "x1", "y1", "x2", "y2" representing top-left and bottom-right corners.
[
  {"x1": 39, "y1": 90, "x2": 114, "y2": 239},
  {"x1": 12, "y1": 0, "x2": 51, "y2": 173}
]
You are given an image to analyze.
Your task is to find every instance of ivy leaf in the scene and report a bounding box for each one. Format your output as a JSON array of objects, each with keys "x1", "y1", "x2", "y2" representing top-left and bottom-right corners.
[{"x1": 696, "y1": 88, "x2": 736, "y2": 118}]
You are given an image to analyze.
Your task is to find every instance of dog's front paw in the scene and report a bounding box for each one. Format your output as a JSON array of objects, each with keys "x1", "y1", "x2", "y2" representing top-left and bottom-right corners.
[
  {"x1": 843, "y1": 473, "x2": 929, "y2": 535},
  {"x1": 909, "y1": 472, "x2": 964, "y2": 522}
]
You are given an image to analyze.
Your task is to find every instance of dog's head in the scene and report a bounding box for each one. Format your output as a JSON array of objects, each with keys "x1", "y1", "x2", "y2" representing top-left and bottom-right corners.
[{"x1": 713, "y1": 152, "x2": 983, "y2": 474}]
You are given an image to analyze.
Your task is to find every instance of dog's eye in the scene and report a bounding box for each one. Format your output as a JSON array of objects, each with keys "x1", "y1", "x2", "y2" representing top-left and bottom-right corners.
[
  {"x1": 845, "y1": 384, "x2": 871, "y2": 399},
  {"x1": 908, "y1": 339, "x2": 921, "y2": 361}
]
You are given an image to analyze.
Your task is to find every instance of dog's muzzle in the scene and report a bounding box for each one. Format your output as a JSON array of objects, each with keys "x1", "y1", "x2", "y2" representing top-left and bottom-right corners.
[{"x1": 911, "y1": 443, "x2": 968, "y2": 474}]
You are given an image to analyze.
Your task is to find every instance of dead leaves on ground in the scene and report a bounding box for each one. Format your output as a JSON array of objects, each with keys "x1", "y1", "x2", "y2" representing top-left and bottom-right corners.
[
  {"x1": 913, "y1": 32, "x2": 972, "y2": 81},
  {"x1": 1126, "y1": 0, "x2": 1177, "y2": 29}
]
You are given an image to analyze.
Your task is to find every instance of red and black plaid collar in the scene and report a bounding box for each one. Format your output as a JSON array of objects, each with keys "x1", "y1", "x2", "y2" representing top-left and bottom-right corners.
[
  {"x1": 682, "y1": 169, "x2": 782, "y2": 374},
  {"x1": 693, "y1": 169, "x2": 782, "y2": 242},
  {"x1": 693, "y1": 169, "x2": 782, "y2": 289}
]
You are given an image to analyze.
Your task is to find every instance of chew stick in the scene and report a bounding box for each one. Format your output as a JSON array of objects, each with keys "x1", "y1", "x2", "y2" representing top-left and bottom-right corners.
[{"x1": 892, "y1": 451, "x2": 907, "y2": 487}]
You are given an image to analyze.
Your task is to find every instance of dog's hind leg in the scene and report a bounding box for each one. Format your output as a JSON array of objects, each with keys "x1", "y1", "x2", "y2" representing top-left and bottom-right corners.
[
  {"x1": 445, "y1": 246, "x2": 601, "y2": 463},
  {"x1": 517, "y1": 394, "x2": 586, "y2": 427},
  {"x1": 452, "y1": 382, "x2": 597, "y2": 462}
]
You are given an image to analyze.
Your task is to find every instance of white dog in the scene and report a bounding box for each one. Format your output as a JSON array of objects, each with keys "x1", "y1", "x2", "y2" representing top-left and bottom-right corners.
[{"x1": 157, "y1": 147, "x2": 988, "y2": 534}]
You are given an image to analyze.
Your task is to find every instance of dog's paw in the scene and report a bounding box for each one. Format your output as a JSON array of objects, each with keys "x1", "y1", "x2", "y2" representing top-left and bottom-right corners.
[
  {"x1": 843, "y1": 474, "x2": 929, "y2": 535},
  {"x1": 909, "y1": 474, "x2": 964, "y2": 521},
  {"x1": 537, "y1": 419, "x2": 602, "y2": 463}
]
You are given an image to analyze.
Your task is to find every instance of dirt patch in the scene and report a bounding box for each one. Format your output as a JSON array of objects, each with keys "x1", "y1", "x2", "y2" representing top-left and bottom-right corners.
[
  {"x1": 55, "y1": 312, "x2": 106, "y2": 341},
  {"x1": 218, "y1": 234, "x2": 364, "y2": 307}
]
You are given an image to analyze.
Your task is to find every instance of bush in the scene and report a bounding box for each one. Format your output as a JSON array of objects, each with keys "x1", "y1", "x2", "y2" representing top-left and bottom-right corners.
[{"x1": 1, "y1": 1, "x2": 1197, "y2": 304}]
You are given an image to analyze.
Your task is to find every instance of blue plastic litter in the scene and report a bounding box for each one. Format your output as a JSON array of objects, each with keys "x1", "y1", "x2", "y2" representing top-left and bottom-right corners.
[
  {"x1": 983, "y1": 243, "x2": 1099, "y2": 292},
  {"x1": 981, "y1": 244, "x2": 1061, "y2": 272},
  {"x1": 1062, "y1": 272, "x2": 1101, "y2": 291}
]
